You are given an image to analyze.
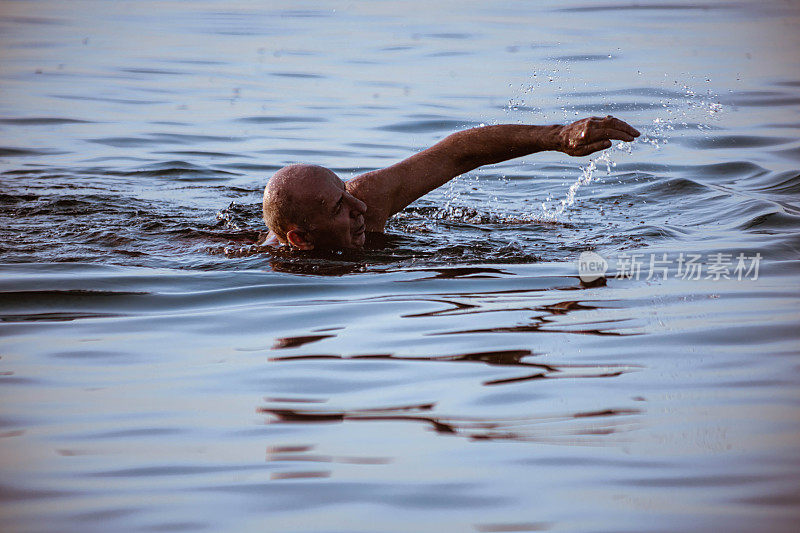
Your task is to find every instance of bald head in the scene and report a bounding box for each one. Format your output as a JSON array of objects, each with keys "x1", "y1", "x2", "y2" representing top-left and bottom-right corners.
[
  {"x1": 262, "y1": 164, "x2": 367, "y2": 249},
  {"x1": 263, "y1": 164, "x2": 332, "y2": 242}
]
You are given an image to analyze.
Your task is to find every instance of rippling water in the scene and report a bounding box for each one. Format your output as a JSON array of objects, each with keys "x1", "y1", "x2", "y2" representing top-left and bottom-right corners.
[{"x1": 2, "y1": 1, "x2": 799, "y2": 532}]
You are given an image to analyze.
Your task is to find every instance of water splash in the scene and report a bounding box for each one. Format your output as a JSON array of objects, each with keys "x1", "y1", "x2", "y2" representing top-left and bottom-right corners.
[
  {"x1": 472, "y1": 69, "x2": 726, "y2": 225},
  {"x1": 513, "y1": 70, "x2": 724, "y2": 221},
  {"x1": 533, "y1": 76, "x2": 725, "y2": 222},
  {"x1": 533, "y1": 78, "x2": 724, "y2": 222},
  {"x1": 537, "y1": 146, "x2": 623, "y2": 222},
  {"x1": 640, "y1": 80, "x2": 724, "y2": 149}
]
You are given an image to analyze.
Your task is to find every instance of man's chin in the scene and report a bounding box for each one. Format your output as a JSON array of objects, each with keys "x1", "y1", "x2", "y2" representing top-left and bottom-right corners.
[{"x1": 351, "y1": 230, "x2": 366, "y2": 249}]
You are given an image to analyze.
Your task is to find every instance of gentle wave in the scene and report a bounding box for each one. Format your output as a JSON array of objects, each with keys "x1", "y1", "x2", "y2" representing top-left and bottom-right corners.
[
  {"x1": 236, "y1": 115, "x2": 327, "y2": 124},
  {"x1": 557, "y1": 3, "x2": 735, "y2": 13},
  {"x1": 0, "y1": 117, "x2": 92, "y2": 125},
  {"x1": 376, "y1": 119, "x2": 481, "y2": 133}
]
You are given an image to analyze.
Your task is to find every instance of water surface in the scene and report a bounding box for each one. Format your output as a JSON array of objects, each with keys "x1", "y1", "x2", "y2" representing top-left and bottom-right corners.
[{"x1": 1, "y1": 1, "x2": 799, "y2": 532}]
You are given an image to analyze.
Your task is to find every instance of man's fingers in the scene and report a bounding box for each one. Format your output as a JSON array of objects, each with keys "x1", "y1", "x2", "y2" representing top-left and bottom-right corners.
[
  {"x1": 609, "y1": 129, "x2": 636, "y2": 142},
  {"x1": 586, "y1": 128, "x2": 636, "y2": 144},
  {"x1": 573, "y1": 139, "x2": 611, "y2": 156},
  {"x1": 604, "y1": 115, "x2": 640, "y2": 137}
]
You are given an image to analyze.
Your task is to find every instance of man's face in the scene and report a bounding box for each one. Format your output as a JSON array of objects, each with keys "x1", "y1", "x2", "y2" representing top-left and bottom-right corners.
[{"x1": 300, "y1": 170, "x2": 367, "y2": 250}]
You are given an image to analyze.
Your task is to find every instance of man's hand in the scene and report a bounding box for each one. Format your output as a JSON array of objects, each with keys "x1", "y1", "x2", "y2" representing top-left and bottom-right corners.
[{"x1": 557, "y1": 115, "x2": 640, "y2": 157}]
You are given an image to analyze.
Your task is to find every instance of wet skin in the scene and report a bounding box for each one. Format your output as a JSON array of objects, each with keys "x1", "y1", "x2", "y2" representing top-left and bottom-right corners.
[
  {"x1": 305, "y1": 171, "x2": 368, "y2": 250},
  {"x1": 264, "y1": 115, "x2": 640, "y2": 251}
]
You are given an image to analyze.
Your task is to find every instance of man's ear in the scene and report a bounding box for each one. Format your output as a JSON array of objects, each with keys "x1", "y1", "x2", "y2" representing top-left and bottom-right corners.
[{"x1": 286, "y1": 228, "x2": 314, "y2": 250}]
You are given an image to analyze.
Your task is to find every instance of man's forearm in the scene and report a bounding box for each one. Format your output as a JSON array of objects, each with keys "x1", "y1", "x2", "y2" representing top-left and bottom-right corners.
[
  {"x1": 350, "y1": 125, "x2": 561, "y2": 225},
  {"x1": 439, "y1": 115, "x2": 641, "y2": 169},
  {"x1": 434, "y1": 124, "x2": 564, "y2": 174}
]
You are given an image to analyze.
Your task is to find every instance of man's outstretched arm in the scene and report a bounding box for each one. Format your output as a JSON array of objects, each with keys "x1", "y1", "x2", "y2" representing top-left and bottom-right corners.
[{"x1": 348, "y1": 115, "x2": 639, "y2": 231}]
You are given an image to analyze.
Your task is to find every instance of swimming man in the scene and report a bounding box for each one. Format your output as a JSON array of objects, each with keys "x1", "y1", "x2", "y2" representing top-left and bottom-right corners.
[{"x1": 262, "y1": 116, "x2": 640, "y2": 250}]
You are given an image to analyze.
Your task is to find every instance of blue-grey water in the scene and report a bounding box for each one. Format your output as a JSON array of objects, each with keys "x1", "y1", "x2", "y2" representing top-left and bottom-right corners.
[{"x1": 1, "y1": 1, "x2": 799, "y2": 532}]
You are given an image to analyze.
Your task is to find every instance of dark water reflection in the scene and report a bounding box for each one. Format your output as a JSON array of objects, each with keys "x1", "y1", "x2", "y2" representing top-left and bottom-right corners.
[{"x1": 2, "y1": 1, "x2": 800, "y2": 532}]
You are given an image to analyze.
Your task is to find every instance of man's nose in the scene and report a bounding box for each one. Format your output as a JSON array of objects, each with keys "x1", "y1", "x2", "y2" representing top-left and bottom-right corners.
[{"x1": 347, "y1": 194, "x2": 366, "y2": 216}]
